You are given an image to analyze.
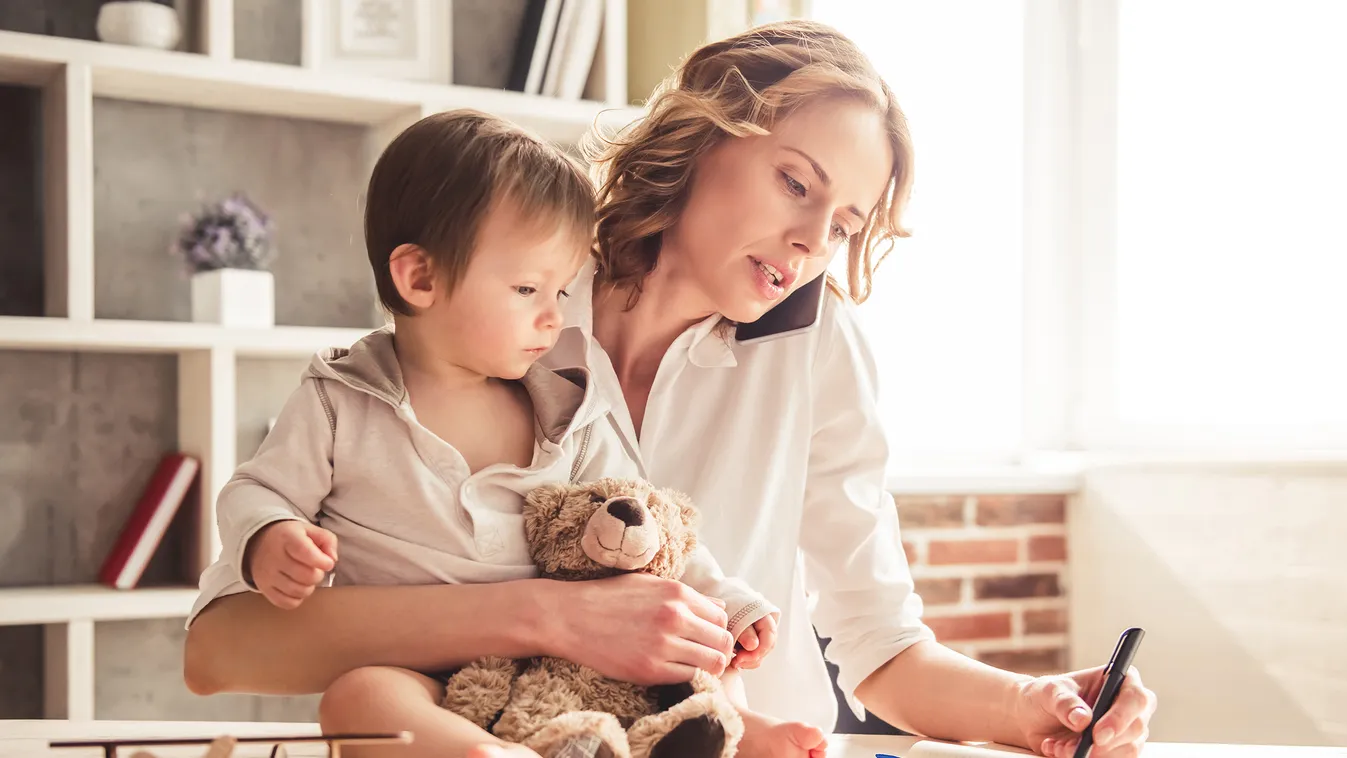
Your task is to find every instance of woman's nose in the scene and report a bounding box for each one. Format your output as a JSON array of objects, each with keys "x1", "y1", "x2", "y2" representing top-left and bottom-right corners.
[{"x1": 792, "y1": 215, "x2": 834, "y2": 259}]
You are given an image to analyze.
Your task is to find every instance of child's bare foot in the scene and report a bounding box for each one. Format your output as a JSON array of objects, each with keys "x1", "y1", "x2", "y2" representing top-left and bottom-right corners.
[
  {"x1": 738, "y1": 708, "x2": 828, "y2": 758},
  {"x1": 465, "y1": 743, "x2": 543, "y2": 758}
]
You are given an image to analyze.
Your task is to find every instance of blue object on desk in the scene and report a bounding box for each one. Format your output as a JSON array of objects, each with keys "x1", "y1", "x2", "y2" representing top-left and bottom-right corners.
[{"x1": 877, "y1": 754, "x2": 899, "y2": 758}]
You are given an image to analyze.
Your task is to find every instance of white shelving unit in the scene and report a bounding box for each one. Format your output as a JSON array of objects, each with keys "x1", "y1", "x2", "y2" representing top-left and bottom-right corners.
[{"x1": 0, "y1": 0, "x2": 635, "y2": 720}]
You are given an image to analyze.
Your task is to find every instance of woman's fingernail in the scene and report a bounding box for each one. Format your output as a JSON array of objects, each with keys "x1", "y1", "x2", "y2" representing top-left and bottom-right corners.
[{"x1": 1072, "y1": 706, "x2": 1091, "y2": 724}]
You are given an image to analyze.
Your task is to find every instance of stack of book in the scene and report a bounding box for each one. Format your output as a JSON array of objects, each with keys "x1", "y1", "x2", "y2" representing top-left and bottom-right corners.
[{"x1": 508, "y1": 0, "x2": 606, "y2": 100}]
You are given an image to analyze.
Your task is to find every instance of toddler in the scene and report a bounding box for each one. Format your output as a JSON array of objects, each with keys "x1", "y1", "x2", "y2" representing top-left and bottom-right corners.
[{"x1": 187, "y1": 110, "x2": 786, "y2": 758}]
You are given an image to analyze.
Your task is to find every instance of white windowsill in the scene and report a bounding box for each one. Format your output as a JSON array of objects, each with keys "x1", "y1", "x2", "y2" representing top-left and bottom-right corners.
[
  {"x1": 883, "y1": 448, "x2": 1347, "y2": 495},
  {"x1": 886, "y1": 466, "x2": 1081, "y2": 495}
]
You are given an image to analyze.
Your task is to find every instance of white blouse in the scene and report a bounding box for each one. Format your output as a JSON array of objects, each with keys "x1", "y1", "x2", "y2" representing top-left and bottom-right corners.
[{"x1": 541, "y1": 262, "x2": 935, "y2": 729}]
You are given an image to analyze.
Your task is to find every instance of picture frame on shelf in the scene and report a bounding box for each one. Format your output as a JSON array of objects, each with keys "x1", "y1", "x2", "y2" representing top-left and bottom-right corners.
[{"x1": 301, "y1": 0, "x2": 453, "y2": 84}]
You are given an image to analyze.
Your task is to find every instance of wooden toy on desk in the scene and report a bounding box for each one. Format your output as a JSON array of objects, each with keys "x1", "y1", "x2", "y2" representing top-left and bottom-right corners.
[{"x1": 47, "y1": 731, "x2": 412, "y2": 758}]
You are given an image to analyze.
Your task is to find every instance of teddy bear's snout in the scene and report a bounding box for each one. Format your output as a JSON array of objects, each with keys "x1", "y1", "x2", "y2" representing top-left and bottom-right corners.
[
  {"x1": 581, "y1": 496, "x2": 661, "y2": 570},
  {"x1": 605, "y1": 497, "x2": 645, "y2": 526}
]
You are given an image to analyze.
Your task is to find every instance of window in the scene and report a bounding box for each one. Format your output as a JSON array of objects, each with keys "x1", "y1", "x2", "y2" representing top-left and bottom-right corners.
[
  {"x1": 1085, "y1": 0, "x2": 1347, "y2": 449},
  {"x1": 811, "y1": 1, "x2": 1027, "y2": 464},
  {"x1": 807, "y1": 0, "x2": 1346, "y2": 460}
]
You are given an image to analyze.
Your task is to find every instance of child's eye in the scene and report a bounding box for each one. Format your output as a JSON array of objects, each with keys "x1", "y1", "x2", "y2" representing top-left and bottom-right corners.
[
  {"x1": 782, "y1": 172, "x2": 806, "y2": 197},
  {"x1": 830, "y1": 222, "x2": 849, "y2": 240},
  {"x1": 516, "y1": 286, "x2": 537, "y2": 296},
  {"x1": 558, "y1": 289, "x2": 571, "y2": 300}
]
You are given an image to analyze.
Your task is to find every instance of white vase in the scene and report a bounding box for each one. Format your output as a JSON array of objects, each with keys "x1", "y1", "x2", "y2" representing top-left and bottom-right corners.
[
  {"x1": 191, "y1": 269, "x2": 275, "y2": 328},
  {"x1": 96, "y1": 1, "x2": 181, "y2": 50}
]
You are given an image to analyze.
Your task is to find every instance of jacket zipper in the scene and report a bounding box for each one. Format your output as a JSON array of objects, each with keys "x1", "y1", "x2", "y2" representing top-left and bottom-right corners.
[{"x1": 569, "y1": 421, "x2": 594, "y2": 483}]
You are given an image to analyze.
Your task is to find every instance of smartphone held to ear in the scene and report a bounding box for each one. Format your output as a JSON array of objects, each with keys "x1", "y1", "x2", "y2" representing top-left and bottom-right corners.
[{"x1": 733, "y1": 272, "x2": 828, "y2": 344}]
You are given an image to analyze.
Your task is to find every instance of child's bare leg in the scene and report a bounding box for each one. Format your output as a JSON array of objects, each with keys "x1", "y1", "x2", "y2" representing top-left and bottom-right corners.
[
  {"x1": 319, "y1": 665, "x2": 540, "y2": 758},
  {"x1": 720, "y1": 667, "x2": 828, "y2": 758}
]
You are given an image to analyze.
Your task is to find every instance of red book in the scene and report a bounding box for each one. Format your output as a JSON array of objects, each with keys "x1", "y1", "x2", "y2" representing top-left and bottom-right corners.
[{"x1": 98, "y1": 453, "x2": 200, "y2": 590}]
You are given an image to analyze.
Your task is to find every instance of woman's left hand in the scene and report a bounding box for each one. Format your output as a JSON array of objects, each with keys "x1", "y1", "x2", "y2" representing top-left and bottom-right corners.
[{"x1": 1011, "y1": 665, "x2": 1157, "y2": 758}]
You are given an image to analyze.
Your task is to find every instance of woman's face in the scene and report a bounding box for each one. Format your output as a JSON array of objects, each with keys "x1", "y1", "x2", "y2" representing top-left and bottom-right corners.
[{"x1": 662, "y1": 96, "x2": 893, "y2": 324}]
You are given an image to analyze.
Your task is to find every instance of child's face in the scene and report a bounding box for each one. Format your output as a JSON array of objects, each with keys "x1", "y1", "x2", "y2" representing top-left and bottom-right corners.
[{"x1": 434, "y1": 201, "x2": 587, "y2": 380}]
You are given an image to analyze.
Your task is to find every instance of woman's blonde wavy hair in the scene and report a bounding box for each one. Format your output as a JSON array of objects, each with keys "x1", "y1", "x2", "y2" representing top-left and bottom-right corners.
[{"x1": 583, "y1": 18, "x2": 913, "y2": 305}]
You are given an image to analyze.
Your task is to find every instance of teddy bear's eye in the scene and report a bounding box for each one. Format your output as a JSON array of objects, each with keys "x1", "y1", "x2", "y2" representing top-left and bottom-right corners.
[{"x1": 589, "y1": 492, "x2": 606, "y2": 504}]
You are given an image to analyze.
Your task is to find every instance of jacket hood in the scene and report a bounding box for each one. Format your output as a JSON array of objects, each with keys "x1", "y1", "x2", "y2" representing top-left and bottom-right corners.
[{"x1": 304, "y1": 326, "x2": 606, "y2": 444}]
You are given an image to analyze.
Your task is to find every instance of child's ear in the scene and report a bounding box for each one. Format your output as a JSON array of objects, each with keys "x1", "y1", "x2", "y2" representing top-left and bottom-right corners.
[{"x1": 388, "y1": 243, "x2": 439, "y2": 310}]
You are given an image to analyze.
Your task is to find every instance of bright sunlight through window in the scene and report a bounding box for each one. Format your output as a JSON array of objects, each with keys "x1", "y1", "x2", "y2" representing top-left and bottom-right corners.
[
  {"x1": 1115, "y1": 0, "x2": 1347, "y2": 432},
  {"x1": 812, "y1": 1, "x2": 1025, "y2": 463}
]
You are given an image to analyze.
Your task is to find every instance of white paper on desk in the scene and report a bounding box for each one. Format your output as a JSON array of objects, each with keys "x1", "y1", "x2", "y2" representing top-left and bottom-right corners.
[{"x1": 907, "y1": 740, "x2": 1036, "y2": 758}]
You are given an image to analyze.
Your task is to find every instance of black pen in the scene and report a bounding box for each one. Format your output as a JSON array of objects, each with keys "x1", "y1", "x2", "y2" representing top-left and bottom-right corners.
[{"x1": 1073, "y1": 627, "x2": 1145, "y2": 758}]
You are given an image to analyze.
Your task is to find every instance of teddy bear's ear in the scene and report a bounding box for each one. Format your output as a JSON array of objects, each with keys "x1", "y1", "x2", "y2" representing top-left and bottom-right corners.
[
  {"x1": 524, "y1": 483, "x2": 571, "y2": 543},
  {"x1": 662, "y1": 487, "x2": 701, "y2": 530}
]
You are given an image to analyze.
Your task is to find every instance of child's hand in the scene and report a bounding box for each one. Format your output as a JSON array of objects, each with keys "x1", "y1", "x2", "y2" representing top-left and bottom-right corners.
[
  {"x1": 731, "y1": 612, "x2": 779, "y2": 670},
  {"x1": 245, "y1": 520, "x2": 338, "y2": 610}
]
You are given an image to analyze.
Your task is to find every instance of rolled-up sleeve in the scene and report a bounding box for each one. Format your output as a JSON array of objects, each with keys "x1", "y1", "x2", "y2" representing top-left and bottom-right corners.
[
  {"x1": 186, "y1": 376, "x2": 334, "y2": 628},
  {"x1": 681, "y1": 542, "x2": 780, "y2": 640},
  {"x1": 799, "y1": 297, "x2": 935, "y2": 720}
]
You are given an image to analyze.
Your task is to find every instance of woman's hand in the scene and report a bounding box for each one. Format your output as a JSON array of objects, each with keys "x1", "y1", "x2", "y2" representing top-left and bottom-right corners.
[
  {"x1": 535, "y1": 573, "x2": 737, "y2": 686},
  {"x1": 1011, "y1": 665, "x2": 1157, "y2": 758}
]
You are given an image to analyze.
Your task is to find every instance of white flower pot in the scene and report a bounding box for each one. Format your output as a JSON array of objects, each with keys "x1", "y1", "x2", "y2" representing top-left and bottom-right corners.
[
  {"x1": 191, "y1": 269, "x2": 274, "y2": 328},
  {"x1": 96, "y1": 1, "x2": 181, "y2": 50}
]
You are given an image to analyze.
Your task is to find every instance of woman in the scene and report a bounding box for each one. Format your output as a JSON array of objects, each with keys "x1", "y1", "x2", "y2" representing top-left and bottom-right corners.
[{"x1": 184, "y1": 19, "x2": 1156, "y2": 758}]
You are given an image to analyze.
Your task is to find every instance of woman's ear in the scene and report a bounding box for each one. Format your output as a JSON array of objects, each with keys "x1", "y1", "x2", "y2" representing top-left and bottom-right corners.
[{"x1": 388, "y1": 243, "x2": 439, "y2": 311}]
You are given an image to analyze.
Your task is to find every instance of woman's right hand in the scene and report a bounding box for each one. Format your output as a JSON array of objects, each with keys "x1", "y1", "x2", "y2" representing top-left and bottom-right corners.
[{"x1": 536, "y1": 573, "x2": 736, "y2": 685}]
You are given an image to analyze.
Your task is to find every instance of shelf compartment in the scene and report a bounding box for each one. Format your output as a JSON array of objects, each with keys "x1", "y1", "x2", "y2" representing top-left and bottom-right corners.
[
  {"x1": 0, "y1": 83, "x2": 44, "y2": 318},
  {"x1": 90, "y1": 94, "x2": 379, "y2": 328},
  {"x1": 0, "y1": 349, "x2": 182, "y2": 587}
]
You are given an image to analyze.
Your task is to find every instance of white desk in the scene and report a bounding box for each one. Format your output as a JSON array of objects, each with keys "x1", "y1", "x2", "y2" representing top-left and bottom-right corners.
[{"x1": 1, "y1": 721, "x2": 1344, "y2": 758}]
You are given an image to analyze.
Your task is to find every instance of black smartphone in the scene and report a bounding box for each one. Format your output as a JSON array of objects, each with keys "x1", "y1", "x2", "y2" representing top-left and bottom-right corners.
[
  {"x1": 733, "y1": 271, "x2": 827, "y2": 344},
  {"x1": 1073, "y1": 627, "x2": 1145, "y2": 758}
]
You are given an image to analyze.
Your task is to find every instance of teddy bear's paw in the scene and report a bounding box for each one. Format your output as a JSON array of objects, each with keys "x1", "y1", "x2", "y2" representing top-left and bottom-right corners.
[
  {"x1": 441, "y1": 656, "x2": 518, "y2": 729},
  {"x1": 688, "y1": 669, "x2": 723, "y2": 695},
  {"x1": 629, "y1": 691, "x2": 744, "y2": 758},
  {"x1": 525, "y1": 711, "x2": 630, "y2": 758}
]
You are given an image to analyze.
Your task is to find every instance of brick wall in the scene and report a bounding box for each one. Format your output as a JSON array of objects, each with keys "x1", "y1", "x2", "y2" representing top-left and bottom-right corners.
[{"x1": 898, "y1": 493, "x2": 1070, "y2": 676}]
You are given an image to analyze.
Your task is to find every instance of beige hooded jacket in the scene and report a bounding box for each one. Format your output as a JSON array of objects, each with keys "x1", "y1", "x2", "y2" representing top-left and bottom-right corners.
[{"x1": 187, "y1": 326, "x2": 776, "y2": 639}]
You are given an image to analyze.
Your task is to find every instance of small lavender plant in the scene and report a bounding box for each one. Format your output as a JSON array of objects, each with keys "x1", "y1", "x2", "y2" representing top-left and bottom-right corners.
[{"x1": 171, "y1": 193, "x2": 276, "y2": 273}]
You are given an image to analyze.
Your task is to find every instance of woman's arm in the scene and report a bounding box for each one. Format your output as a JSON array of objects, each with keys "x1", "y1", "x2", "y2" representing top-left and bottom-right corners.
[
  {"x1": 184, "y1": 572, "x2": 736, "y2": 696},
  {"x1": 800, "y1": 300, "x2": 1156, "y2": 758},
  {"x1": 794, "y1": 301, "x2": 1029, "y2": 742},
  {"x1": 856, "y1": 640, "x2": 1028, "y2": 745},
  {"x1": 184, "y1": 581, "x2": 541, "y2": 695},
  {"x1": 795, "y1": 298, "x2": 937, "y2": 715},
  {"x1": 860, "y1": 638, "x2": 1159, "y2": 758}
]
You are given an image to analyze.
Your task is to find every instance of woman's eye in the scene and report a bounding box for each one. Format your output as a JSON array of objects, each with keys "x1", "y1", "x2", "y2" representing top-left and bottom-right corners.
[
  {"x1": 558, "y1": 289, "x2": 571, "y2": 300},
  {"x1": 831, "y1": 222, "x2": 849, "y2": 240},
  {"x1": 516, "y1": 286, "x2": 537, "y2": 296},
  {"x1": 782, "y1": 172, "x2": 806, "y2": 197}
]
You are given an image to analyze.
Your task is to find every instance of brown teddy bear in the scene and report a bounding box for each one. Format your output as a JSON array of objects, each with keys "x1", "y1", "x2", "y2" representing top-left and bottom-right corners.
[{"x1": 440, "y1": 477, "x2": 744, "y2": 758}]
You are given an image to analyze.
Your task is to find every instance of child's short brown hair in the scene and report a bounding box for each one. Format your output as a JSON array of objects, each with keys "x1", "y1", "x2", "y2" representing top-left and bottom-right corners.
[{"x1": 365, "y1": 109, "x2": 595, "y2": 316}]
